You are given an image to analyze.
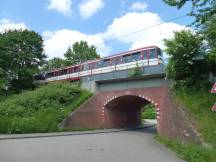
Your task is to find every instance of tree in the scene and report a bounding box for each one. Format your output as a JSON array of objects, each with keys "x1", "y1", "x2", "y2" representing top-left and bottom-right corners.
[
  {"x1": 128, "y1": 63, "x2": 143, "y2": 77},
  {"x1": 41, "y1": 57, "x2": 66, "y2": 71},
  {"x1": 202, "y1": 15, "x2": 216, "y2": 74},
  {"x1": 164, "y1": 30, "x2": 206, "y2": 88},
  {"x1": 163, "y1": 0, "x2": 216, "y2": 77},
  {"x1": 0, "y1": 68, "x2": 6, "y2": 90},
  {"x1": 0, "y1": 29, "x2": 46, "y2": 92},
  {"x1": 163, "y1": 0, "x2": 216, "y2": 27},
  {"x1": 64, "y1": 41, "x2": 100, "y2": 65}
]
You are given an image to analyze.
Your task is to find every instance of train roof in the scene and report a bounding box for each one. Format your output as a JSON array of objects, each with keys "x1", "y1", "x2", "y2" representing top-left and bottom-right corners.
[{"x1": 47, "y1": 45, "x2": 160, "y2": 73}]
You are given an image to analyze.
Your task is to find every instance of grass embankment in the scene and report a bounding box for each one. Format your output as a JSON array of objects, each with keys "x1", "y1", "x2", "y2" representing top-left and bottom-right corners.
[
  {"x1": 0, "y1": 82, "x2": 92, "y2": 134},
  {"x1": 156, "y1": 135, "x2": 216, "y2": 162},
  {"x1": 156, "y1": 86, "x2": 216, "y2": 162}
]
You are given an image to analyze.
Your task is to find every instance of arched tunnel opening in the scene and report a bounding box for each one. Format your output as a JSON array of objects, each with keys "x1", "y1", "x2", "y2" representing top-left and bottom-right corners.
[{"x1": 104, "y1": 95, "x2": 157, "y2": 128}]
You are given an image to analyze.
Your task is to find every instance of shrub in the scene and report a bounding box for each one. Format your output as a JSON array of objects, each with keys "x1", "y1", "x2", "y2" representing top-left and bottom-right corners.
[
  {"x1": 0, "y1": 82, "x2": 92, "y2": 134},
  {"x1": 142, "y1": 104, "x2": 156, "y2": 119}
]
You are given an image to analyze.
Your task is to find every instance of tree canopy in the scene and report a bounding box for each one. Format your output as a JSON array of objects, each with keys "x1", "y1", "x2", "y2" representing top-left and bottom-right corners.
[
  {"x1": 163, "y1": 0, "x2": 216, "y2": 27},
  {"x1": 164, "y1": 30, "x2": 207, "y2": 87},
  {"x1": 0, "y1": 29, "x2": 46, "y2": 92},
  {"x1": 64, "y1": 41, "x2": 100, "y2": 65},
  {"x1": 41, "y1": 57, "x2": 66, "y2": 72},
  {"x1": 163, "y1": 0, "x2": 216, "y2": 85}
]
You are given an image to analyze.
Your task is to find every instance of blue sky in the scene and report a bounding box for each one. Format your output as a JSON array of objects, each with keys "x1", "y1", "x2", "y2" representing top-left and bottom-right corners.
[{"x1": 0, "y1": 0, "x2": 193, "y2": 59}]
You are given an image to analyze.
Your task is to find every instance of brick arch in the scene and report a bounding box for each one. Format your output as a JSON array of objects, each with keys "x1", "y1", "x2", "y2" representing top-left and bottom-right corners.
[
  {"x1": 103, "y1": 94, "x2": 160, "y2": 117},
  {"x1": 62, "y1": 86, "x2": 202, "y2": 144},
  {"x1": 101, "y1": 93, "x2": 160, "y2": 128}
]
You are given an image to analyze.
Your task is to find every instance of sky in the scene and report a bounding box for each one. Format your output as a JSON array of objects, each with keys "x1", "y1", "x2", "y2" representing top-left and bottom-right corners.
[{"x1": 0, "y1": 0, "x2": 193, "y2": 59}]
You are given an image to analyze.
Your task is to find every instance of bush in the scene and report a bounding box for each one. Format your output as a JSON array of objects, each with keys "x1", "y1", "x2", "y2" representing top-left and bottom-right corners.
[
  {"x1": 0, "y1": 82, "x2": 92, "y2": 134},
  {"x1": 142, "y1": 104, "x2": 156, "y2": 119},
  {"x1": 164, "y1": 30, "x2": 207, "y2": 88},
  {"x1": 128, "y1": 63, "x2": 143, "y2": 77}
]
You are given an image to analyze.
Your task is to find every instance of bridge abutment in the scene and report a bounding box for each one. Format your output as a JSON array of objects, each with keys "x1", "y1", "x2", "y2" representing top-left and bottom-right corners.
[
  {"x1": 61, "y1": 71, "x2": 202, "y2": 144},
  {"x1": 62, "y1": 85, "x2": 201, "y2": 144}
]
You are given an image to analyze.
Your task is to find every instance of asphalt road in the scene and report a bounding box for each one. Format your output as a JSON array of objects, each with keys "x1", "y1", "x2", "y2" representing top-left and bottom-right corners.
[{"x1": 0, "y1": 126, "x2": 185, "y2": 162}]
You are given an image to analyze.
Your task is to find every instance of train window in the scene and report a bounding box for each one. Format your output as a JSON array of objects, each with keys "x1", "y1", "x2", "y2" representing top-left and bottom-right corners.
[
  {"x1": 96, "y1": 61, "x2": 103, "y2": 68},
  {"x1": 90, "y1": 62, "x2": 96, "y2": 69},
  {"x1": 46, "y1": 72, "x2": 54, "y2": 78},
  {"x1": 34, "y1": 74, "x2": 43, "y2": 80},
  {"x1": 109, "y1": 59, "x2": 115, "y2": 66},
  {"x1": 149, "y1": 49, "x2": 156, "y2": 59},
  {"x1": 157, "y1": 49, "x2": 162, "y2": 59},
  {"x1": 83, "y1": 64, "x2": 89, "y2": 71},
  {"x1": 131, "y1": 52, "x2": 140, "y2": 61},
  {"x1": 74, "y1": 67, "x2": 79, "y2": 72},
  {"x1": 60, "y1": 70, "x2": 64, "y2": 75},
  {"x1": 112, "y1": 57, "x2": 121, "y2": 65},
  {"x1": 102, "y1": 59, "x2": 110, "y2": 67},
  {"x1": 64, "y1": 69, "x2": 67, "y2": 74},
  {"x1": 69, "y1": 68, "x2": 74, "y2": 73},
  {"x1": 143, "y1": 50, "x2": 148, "y2": 60},
  {"x1": 122, "y1": 55, "x2": 132, "y2": 63}
]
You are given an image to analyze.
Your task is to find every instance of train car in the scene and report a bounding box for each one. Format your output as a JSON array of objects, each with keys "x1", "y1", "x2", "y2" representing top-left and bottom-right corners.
[{"x1": 34, "y1": 46, "x2": 163, "y2": 83}]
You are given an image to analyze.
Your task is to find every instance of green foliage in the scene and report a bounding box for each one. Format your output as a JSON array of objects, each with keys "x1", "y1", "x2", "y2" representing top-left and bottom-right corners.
[
  {"x1": 0, "y1": 29, "x2": 46, "y2": 93},
  {"x1": 174, "y1": 86, "x2": 216, "y2": 145},
  {"x1": 64, "y1": 41, "x2": 100, "y2": 65},
  {"x1": 162, "y1": 0, "x2": 187, "y2": 8},
  {"x1": 0, "y1": 68, "x2": 6, "y2": 90},
  {"x1": 41, "y1": 57, "x2": 67, "y2": 71},
  {"x1": 163, "y1": 0, "x2": 216, "y2": 77},
  {"x1": 0, "y1": 82, "x2": 92, "y2": 134},
  {"x1": 128, "y1": 63, "x2": 143, "y2": 77},
  {"x1": 156, "y1": 135, "x2": 216, "y2": 162},
  {"x1": 164, "y1": 30, "x2": 207, "y2": 88},
  {"x1": 142, "y1": 104, "x2": 156, "y2": 119},
  {"x1": 203, "y1": 16, "x2": 216, "y2": 74},
  {"x1": 202, "y1": 15, "x2": 216, "y2": 48},
  {"x1": 157, "y1": 78, "x2": 216, "y2": 162},
  {"x1": 208, "y1": 49, "x2": 216, "y2": 74},
  {"x1": 163, "y1": 0, "x2": 216, "y2": 27}
]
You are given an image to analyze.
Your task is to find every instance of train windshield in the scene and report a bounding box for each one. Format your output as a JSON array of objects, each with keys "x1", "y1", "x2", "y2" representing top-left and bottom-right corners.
[{"x1": 149, "y1": 49, "x2": 157, "y2": 59}]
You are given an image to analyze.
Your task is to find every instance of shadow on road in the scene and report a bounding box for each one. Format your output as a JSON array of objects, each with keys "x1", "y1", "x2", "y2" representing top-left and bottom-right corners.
[{"x1": 129, "y1": 125, "x2": 157, "y2": 135}]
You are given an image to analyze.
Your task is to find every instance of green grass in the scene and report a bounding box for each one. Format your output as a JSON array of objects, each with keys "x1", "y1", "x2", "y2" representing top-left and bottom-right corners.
[
  {"x1": 174, "y1": 86, "x2": 216, "y2": 145},
  {"x1": 156, "y1": 135, "x2": 216, "y2": 162},
  {"x1": 142, "y1": 104, "x2": 156, "y2": 119},
  {"x1": 156, "y1": 85, "x2": 216, "y2": 162},
  {"x1": 0, "y1": 82, "x2": 92, "y2": 134}
]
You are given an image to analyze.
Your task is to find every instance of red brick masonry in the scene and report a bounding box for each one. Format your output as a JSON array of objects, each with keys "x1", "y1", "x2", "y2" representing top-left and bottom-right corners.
[{"x1": 62, "y1": 86, "x2": 201, "y2": 143}]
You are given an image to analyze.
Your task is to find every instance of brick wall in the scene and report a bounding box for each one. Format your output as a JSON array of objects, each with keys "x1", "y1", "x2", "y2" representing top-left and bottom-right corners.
[{"x1": 61, "y1": 85, "x2": 201, "y2": 144}]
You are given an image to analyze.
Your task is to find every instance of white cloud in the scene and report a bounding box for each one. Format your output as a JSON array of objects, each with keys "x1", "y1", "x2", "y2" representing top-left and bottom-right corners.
[
  {"x1": 47, "y1": 0, "x2": 72, "y2": 16},
  {"x1": 130, "y1": 2, "x2": 148, "y2": 12},
  {"x1": 0, "y1": 19, "x2": 27, "y2": 32},
  {"x1": 43, "y1": 11, "x2": 187, "y2": 59},
  {"x1": 102, "y1": 12, "x2": 186, "y2": 50},
  {"x1": 43, "y1": 29, "x2": 110, "y2": 58},
  {"x1": 79, "y1": 0, "x2": 104, "y2": 19}
]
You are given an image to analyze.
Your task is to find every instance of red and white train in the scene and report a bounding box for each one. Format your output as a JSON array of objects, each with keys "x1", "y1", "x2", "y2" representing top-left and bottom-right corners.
[{"x1": 34, "y1": 46, "x2": 163, "y2": 83}]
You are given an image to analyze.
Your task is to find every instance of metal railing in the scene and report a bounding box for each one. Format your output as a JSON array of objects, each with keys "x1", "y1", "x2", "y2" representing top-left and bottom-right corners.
[{"x1": 82, "y1": 60, "x2": 165, "y2": 82}]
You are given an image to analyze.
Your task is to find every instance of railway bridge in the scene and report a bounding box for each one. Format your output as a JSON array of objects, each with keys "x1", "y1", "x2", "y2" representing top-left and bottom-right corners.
[{"x1": 62, "y1": 64, "x2": 201, "y2": 143}]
